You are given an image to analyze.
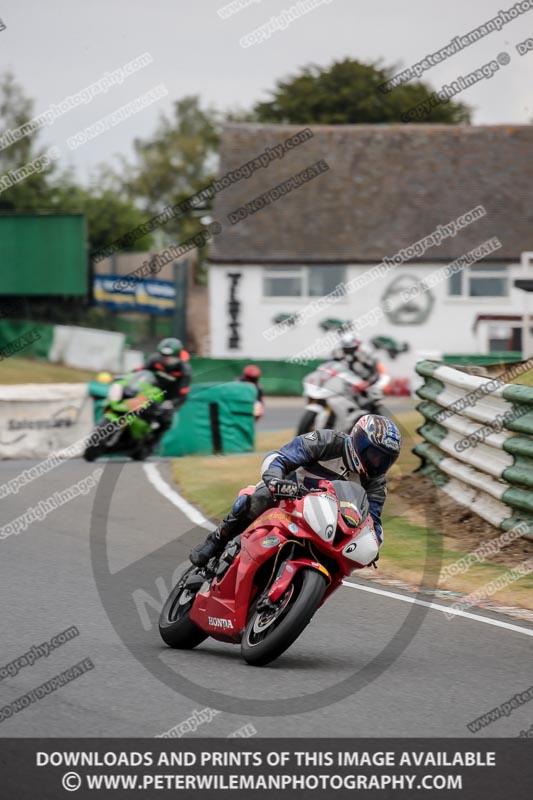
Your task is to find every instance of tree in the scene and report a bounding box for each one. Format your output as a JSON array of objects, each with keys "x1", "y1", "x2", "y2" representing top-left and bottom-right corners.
[
  {"x1": 111, "y1": 95, "x2": 220, "y2": 268},
  {"x1": 0, "y1": 72, "x2": 58, "y2": 210},
  {"x1": 253, "y1": 59, "x2": 471, "y2": 125},
  {"x1": 49, "y1": 177, "x2": 153, "y2": 255}
]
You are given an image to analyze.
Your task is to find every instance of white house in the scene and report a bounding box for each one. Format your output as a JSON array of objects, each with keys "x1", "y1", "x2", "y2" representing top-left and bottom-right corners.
[{"x1": 208, "y1": 124, "x2": 533, "y2": 380}]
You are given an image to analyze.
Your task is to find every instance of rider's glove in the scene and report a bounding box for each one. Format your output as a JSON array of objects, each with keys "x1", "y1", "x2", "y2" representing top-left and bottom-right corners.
[{"x1": 268, "y1": 479, "x2": 300, "y2": 498}]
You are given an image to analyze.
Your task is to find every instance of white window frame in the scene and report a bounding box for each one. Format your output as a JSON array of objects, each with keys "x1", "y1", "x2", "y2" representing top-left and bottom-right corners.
[
  {"x1": 262, "y1": 265, "x2": 347, "y2": 300},
  {"x1": 262, "y1": 266, "x2": 305, "y2": 298},
  {"x1": 448, "y1": 264, "x2": 510, "y2": 300}
]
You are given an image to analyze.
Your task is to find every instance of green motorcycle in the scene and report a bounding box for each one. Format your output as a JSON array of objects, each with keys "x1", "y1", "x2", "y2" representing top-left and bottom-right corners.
[{"x1": 84, "y1": 370, "x2": 166, "y2": 461}]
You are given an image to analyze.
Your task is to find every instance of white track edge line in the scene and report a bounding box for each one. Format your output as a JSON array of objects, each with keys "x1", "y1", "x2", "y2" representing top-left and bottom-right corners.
[
  {"x1": 342, "y1": 580, "x2": 533, "y2": 637},
  {"x1": 143, "y1": 463, "x2": 212, "y2": 531},
  {"x1": 144, "y1": 463, "x2": 533, "y2": 637}
]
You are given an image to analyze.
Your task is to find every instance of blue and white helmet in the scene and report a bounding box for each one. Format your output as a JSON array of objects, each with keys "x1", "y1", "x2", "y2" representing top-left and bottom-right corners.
[{"x1": 347, "y1": 414, "x2": 401, "y2": 478}]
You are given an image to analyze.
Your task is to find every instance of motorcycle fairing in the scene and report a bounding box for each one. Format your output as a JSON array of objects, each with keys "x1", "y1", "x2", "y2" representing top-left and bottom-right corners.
[
  {"x1": 341, "y1": 521, "x2": 379, "y2": 566},
  {"x1": 266, "y1": 558, "x2": 331, "y2": 603},
  {"x1": 189, "y1": 525, "x2": 294, "y2": 641},
  {"x1": 189, "y1": 480, "x2": 379, "y2": 642}
]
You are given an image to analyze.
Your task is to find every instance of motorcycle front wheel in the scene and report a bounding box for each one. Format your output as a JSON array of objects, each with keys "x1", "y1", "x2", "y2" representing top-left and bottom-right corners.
[
  {"x1": 83, "y1": 419, "x2": 119, "y2": 461},
  {"x1": 241, "y1": 569, "x2": 326, "y2": 667},
  {"x1": 131, "y1": 440, "x2": 153, "y2": 461},
  {"x1": 158, "y1": 568, "x2": 208, "y2": 650}
]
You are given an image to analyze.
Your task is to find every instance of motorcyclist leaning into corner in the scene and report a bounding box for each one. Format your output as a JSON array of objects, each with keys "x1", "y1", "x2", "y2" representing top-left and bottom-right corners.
[
  {"x1": 332, "y1": 332, "x2": 390, "y2": 413},
  {"x1": 137, "y1": 337, "x2": 191, "y2": 443},
  {"x1": 190, "y1": 414, "x2": 401, "y2": 567}
]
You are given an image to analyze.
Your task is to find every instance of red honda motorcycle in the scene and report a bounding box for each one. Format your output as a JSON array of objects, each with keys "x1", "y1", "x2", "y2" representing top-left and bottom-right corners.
[{"x1": 158, "y1": 480, "x2": 380, "y2": 666}]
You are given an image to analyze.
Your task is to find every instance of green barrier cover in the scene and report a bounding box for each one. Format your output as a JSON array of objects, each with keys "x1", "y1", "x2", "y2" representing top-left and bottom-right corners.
[
  {"x1": 0, "y1": 320, "x2": 54, "y2": 360},
  {"x1": 88, "y1": 380, "x2": 109, "y2": 421},
  {"x1": 160, "y1": 382, "x2": 256, "y2": 456},
  {"x1": 88, "y1": 380, "x2": 109, "y2": 399},
  {"x1": 442, "y1": 352, "x2": 522, "y2": 366},
  {"x1": 189, "y1": 357, "x2": 322, "y2": 397}
]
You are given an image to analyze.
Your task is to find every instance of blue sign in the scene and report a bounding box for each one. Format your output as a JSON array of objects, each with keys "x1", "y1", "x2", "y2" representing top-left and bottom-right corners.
[{"x1": 93, "y1": 274, "x2": 175, "y2": 316}]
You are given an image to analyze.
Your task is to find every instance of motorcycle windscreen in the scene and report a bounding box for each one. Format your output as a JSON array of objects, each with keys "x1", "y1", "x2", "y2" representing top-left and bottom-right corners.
[
  {"x1": 330, "y1": 481, "x2": 369, "y2": 527},
  {"x1": 302, "y1": 493, "x2": 339, "y2": 543},
  {"x1": 107, "y1": 382, "x2": 123, "y2": 401},
  {"x1": 123, "y1": 370, "x2": 157, "y2": 396}
]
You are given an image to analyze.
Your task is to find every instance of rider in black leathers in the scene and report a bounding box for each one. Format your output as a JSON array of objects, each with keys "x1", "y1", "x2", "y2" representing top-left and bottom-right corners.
[{"x1": 137, "y1": 338, "x2": 191, "y2": 441}]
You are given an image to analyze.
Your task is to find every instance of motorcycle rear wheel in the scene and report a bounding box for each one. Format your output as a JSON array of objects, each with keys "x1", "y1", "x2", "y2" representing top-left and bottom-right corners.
[
  {"x1": 131, "y1": 442, "x2": 152, "y2": 461},
  {"x1": 241, "y1": 569, "x2": 326, "y2": 667},
  {"x1": 158, "y1": 570, "x2": 208, "y2": 649}
]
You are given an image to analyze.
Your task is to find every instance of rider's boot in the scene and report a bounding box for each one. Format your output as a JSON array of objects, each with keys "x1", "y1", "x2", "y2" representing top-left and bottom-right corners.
[
  {"x1": 190, "y1": 494, "x2": 251, "y2": 567},
  {"x1": 190, "y1": 524, "x2": 230, "y2": 567}
]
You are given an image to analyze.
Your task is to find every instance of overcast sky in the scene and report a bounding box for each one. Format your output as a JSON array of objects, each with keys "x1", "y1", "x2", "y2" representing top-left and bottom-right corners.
[{"x1": 1, "y1": 0, "x2": 531, "y2": 183}]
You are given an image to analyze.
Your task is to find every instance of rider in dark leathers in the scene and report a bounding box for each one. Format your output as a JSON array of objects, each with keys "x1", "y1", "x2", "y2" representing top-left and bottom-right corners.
[
  {"x1": 191, "y1": 414, "x2": 401, "y2": 567},
  {"x1": 138, "y1": 338, "x2": 191, "y2": 441}
]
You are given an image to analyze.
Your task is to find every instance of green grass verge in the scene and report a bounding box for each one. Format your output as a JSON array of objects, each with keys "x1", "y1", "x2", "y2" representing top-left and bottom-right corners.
[
  {"x1": 172, "y1": 430, "x2": 291, "y2": 522},
  {"x1": 0, "y1": 357, "x2": 95, "y2": 384},
  {"x1": 511, "y1": 369, "x2": 533, "y2": 386}
]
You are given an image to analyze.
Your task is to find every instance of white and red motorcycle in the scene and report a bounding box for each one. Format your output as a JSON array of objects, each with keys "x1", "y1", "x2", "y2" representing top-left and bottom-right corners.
[{"x1": 297, "y1": 360, "x2": 390, "y2": 435}]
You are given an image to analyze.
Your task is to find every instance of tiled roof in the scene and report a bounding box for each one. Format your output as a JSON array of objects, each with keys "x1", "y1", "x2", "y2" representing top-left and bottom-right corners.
[{"x1": 210, "y1": 124, "x2": 533, "y2": 263}]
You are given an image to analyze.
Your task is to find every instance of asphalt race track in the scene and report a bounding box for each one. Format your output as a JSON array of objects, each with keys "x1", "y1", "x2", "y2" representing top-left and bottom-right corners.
[{"x1": 1, "y1": 402, "x2": 532, "y2": 738}]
